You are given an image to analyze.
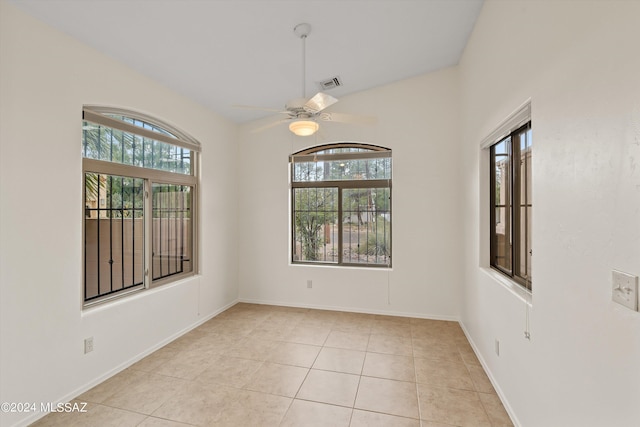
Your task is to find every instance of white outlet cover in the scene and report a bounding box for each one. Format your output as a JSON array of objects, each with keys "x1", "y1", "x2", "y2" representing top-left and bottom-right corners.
[
  {"x1": 84, "y1": 337, "x2": 94, "y2": 354},
  {"x1": 612, "y1": 270, "x2": 638, "y2": 311}
]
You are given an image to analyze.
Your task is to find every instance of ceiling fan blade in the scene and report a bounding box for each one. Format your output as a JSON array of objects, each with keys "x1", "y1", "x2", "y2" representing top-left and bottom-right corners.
[
  {"x1": 304, "y1": 92, "x2": 338, "y2": 113},
  {"x1": 250, "y1": 117, "x2": 291, "y2": 133},
  {"x1": 232, "y1": 104, "x2": 289, "y2": 114},
  {"x1": 319, "y1": 112, "x2": 377, "y2": 125}
]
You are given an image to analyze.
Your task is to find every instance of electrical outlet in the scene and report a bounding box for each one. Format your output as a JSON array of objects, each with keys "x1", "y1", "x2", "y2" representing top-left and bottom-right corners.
[
  {"x1": 612, "y1": 270, "x2": 638, "y2": 311},
  {"x1": 495, "y1": 339, "x2": 500, "y2": 356},
  {"x1": 84, "y1": 337, "x2": 94, "y2": 354},
  {"x1": 307, "y1": 280, "x2": 312, "y2": 289}
]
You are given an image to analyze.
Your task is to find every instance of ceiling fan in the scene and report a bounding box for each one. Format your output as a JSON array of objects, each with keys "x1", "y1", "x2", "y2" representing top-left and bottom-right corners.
[{"x1": 235, "y1": 23, "x2": 376, "y2": 136}]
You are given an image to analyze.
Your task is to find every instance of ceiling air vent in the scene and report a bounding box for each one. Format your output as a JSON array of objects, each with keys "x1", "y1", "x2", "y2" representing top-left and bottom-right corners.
[{"x1": 318, "y1": 76, "x2": 342, "y2": 91}]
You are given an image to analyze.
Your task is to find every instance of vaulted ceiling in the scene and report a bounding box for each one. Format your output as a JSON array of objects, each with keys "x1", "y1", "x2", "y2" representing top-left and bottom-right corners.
[{"x1": 10, "y1": 0, "x2": 483, "y2": 123}]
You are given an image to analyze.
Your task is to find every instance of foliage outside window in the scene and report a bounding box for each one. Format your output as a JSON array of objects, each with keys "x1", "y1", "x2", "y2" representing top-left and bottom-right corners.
[
  {"x1": 490, "y1": 123, "x2": 532, "y2": 290},
  {"x1": 291, "y1": 143, "x2": 392, "y2": 267},
  {"x1": 82, "y1": 107, "x2": 199, "y2": 305}
]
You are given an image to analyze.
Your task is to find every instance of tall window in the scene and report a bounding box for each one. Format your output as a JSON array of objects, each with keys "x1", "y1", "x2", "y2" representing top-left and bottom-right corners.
[
  {"x1": 82, "y1": 106, "x2": 199, "y2": 306},
  {"x1": 290, "y1": 143, "x2": 392, "y2": 267},
  {"x1": 490, "y1": 122, "x2": 532, "y2": 290}
]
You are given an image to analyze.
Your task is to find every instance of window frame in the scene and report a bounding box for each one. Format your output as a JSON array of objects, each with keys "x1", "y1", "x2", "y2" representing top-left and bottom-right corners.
[
  {"x1": 290, "y1": 143, "x2": 392, "y2": 268},
  {"x1": 82, "y1": 106, "x2": 200, "y2": 307},
  {"x1": 489, "y1": 122, "x2": 532, "y2": 290}
]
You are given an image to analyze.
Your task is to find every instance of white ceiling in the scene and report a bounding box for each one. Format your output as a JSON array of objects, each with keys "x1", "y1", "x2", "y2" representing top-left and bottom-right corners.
[{"x1": 10, "y1": 0, "x2": 484, "y2": 123}]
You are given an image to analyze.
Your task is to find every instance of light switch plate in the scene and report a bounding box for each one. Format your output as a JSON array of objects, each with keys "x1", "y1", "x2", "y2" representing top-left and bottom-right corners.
[{"x1": 612, "y1": 270, "x2": 638, "y2": 311}]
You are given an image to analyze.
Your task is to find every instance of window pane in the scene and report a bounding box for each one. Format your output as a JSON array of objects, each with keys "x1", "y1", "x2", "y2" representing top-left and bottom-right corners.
[
  {"x1": 492, "y1": 139, "x2": 512, "y2": 273},
  {"x1": 84, "y1": 173, "x2": 144, "y2": 302},
  {"x1": 293, "y1": 157, "x2": 391, "y2": 182},
  {"x1": 83, "y1": 121, "x2": 191, "y2": 174},
  {"x1": 107, "y1": 114, "x2": 178, "y2": 139},
  {"x1": 342, "y1": 188, "x2": 391, "y2": 265},
  {"x1": 292, "y1": 188, "x2": 338, "y2": 263},
  {"x1": 152, "y1": 184, "x2": 193, "y2": 280}
]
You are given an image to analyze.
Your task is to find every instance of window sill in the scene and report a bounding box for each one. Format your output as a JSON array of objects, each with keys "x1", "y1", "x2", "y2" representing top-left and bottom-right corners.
[
  {"x1": 290, "y1": 262, "x2": 393, "y2": 272},
  {"x1": 480, "y1": 267, "x2": 532, "y2": 306}
]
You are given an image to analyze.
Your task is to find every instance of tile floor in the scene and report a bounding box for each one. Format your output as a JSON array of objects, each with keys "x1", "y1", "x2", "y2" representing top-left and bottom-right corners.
[{"x1": 31, "y1": 303, "x2": 513, "y2": 427}]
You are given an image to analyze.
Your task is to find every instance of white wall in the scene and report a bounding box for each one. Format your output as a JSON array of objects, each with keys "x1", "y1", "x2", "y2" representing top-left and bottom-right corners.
[
  {"x1": 237, "y1": 68, "x2": 462, "y2": 319},
  {"x1": 0, "y1": 3, "x2": 238, "y2": 426},
  {"x1": 458, "y1": 1, "x2": 640, "y2": 426}
]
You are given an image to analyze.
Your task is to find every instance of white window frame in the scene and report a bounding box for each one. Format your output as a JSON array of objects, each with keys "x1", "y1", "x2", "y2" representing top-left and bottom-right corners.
[{"x1": 480, "y1": 100, "x2": 532, "y2": 294}]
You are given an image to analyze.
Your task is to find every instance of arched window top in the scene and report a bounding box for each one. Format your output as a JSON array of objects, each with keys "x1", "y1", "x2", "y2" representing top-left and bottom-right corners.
[
  {"x1": 291, "y1": 142, "x2": 390, "y2": 157},
  {"x1": 83, "y1": 105, "x2": 201, "y2": 152},
  {"x1": 82, "y1": 106, "x2": 200, "y2": 176},
  {"x1": 290, "y1": 142, "x2": 391, "y2": 183}
]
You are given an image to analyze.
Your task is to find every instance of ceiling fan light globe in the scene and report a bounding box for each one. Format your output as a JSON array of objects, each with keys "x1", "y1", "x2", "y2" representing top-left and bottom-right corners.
[{"x1": 289, "y1": 120, "x2": 319, "y2": 136}]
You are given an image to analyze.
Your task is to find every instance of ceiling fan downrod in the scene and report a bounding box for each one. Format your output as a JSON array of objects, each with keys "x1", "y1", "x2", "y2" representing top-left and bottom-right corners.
[{"x1": 293, "y1": 23, "x2": 311, "y2": 99}]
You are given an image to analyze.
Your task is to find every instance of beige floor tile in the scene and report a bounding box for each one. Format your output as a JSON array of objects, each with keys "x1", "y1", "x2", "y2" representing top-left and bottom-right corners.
[
  {"x1": 458, "y1": 344, "x2": 482, "y2": 367},
  {"x1": 152, "y1": 347, "x2": 215, "y2": 380},
  {"x1": 102, "y1": 372, "x2": 186, "y2": 415},
  {"x1": 414, "y1": 357, "x2": 475, "y2": 391},
  {"x1": 151, "y1": 382, "x2": 233, "y2": 426},
  {"x1": 267, "y1": 311, "x2": 307, "y2": 324},
  {"x1": 196, "y1": 355, "x2": 263, "y2": 388},
  {"x1": 131, "y1": 346, "x2": 181, "y2": 372},
  {"x1": 244, "y1": 362, "x2": 309, "y2": 397},
  {"x1": 268, "y1": 304, "x2": 310, "y2": 314},
  {"x1": 411, "y1": 320, "x2": 460, "y2": 339},
  {"x1": 467, "y1": 364, "x2": 495, "y2": 393},
  {"x1": 224, "y1": 337, "x2": 277, "y2": 361},
  {"x1": 331, "y1": 313, "x2": 372, "y2": 332},
  {"x1": 313, "y1": 347, "x2": 366, "y2": 375},
  {"x1": 211, "y1": 388, "x2": 291, "y2": 426},
  {"x1": 267, "y1": 342, "x2": 321, "y2": 367},
  {"x1": 303, "y1": 309, "x2": 342, "y2": 324},
  {"x1": 137, "y1": 416, "x2": 196, "y2": 427},
  {"x1": 367, "y1": 334, "x2": 413, "y2": 356},
  {"x1": 296, "y1": 369, "x2": 360, "y2": 407},
  {"x1": 213, "y1": 318, "x2": 260, "y2": 336},
  {"x1": 165, "y1": 329, "x2": 208, "y2": 350},
  {"x1": 324, "y1": 330, "x2": 370, "y2": 351},
  {"x1": 281, "y1": 399, "x2": 352, "y2": 427},
  {"x1": 78, "y1": 368, "x2": 140, "y2": 403},
  {"x1": 31, "y1": 402, "x2": 146, "y2": 427},
  {"x1": 246, "y1": 323, "x2": 295, "y2": 341},
  {"x1": 285, "y1": 325, "x2": 331, "y2": 346},
  {"x1": 479, "y1": 392, "x2": 514, "y2": 427},
  {"x1": 412, "y1": 338, "x2": 461, "y2": 361},
  {"x1": 420, "y1": 422, "x2": 462, "y2": 427},
  {"x1": 370, "y1": 320, "x2": 413, "y2": 337},
  {"x1": 354, "y1": 376, "x2": 419, "y2": 419},
  {"x1": 192, "y1": 317, "x2": 226, "y2": 332},
  {"x1": 350, "y1": 409, "x2": 420, "y2": 427},
  {"x1": 295, "y1": 318, "x2": 335, "y2": 330},
  {"x1": 418, "y1": 384, "x2": 491, "y2": 427},
  {"x1": 182, "y1": 332, "x2": 238, "y2": 356},
  {"x1": 42, "y1": 304, "x2": 493, "y2": 427},
  {"x1": 362, "y1": 352, "x2": 415, "y2": 382}
]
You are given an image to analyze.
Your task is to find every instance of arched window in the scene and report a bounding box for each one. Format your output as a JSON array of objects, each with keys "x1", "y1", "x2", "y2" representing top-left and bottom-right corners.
[
  {"x1": 290, "y1": 143, "x2": 392, "y2": 267},
  {"x1": 82, "y1": 106, "x2": 200, "y2": 306}
]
